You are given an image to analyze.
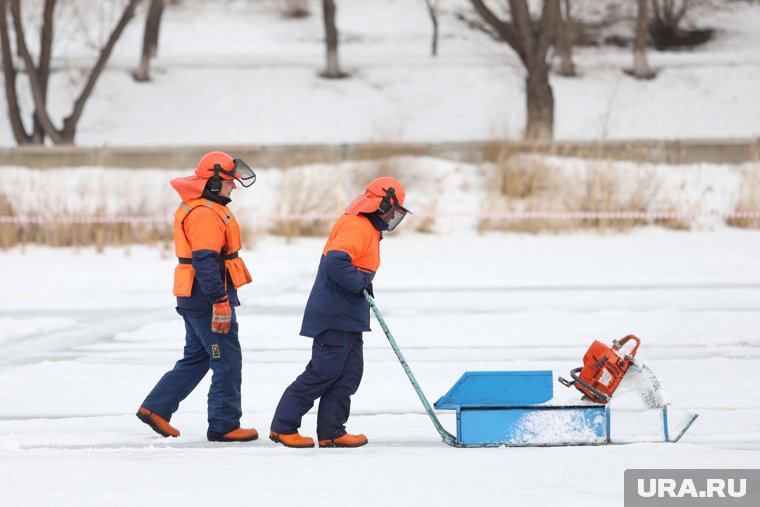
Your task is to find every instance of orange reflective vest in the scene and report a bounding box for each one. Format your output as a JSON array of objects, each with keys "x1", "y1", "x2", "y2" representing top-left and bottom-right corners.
[{"x1": 172, "y1": 198, "x2": 252, "y2": 297}]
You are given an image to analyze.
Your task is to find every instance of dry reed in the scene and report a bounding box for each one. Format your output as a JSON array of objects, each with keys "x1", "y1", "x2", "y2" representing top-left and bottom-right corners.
[
  {"x1": 268, "y1": 167, "x2": 337, "y2": 241},
  {"x1": 727, "y1": 165, "x2": 760, "y2": 229},
  {"x1": 479, "y1": 150, "x2": 683, "y2": 234},
  {"x1": 0, "y1": 194, "x2": 19, "y2": 249}
]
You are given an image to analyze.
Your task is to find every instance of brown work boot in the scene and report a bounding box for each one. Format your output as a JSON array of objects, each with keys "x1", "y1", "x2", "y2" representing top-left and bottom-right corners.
[
  {"x1": 208, "y1": 427, "x2": 259, "y2": 442},
  {"x1": 136, "y1": 407, "x2": 180, "y2": 438},
  {"x1": 269, "y1": 430, "x2": 315, "y2": 448},
  {"x1": 318, "y1": 433, "x2": 368, "y2": 448}
]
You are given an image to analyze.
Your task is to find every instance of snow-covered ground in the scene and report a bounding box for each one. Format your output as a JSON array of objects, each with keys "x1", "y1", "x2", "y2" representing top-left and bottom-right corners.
[
  {"x1": 2, "y1": 0, "x2": 760, "y2": 146},
  {"x1": 1, "y1": 229, "x2": 759, "y2": 505}
]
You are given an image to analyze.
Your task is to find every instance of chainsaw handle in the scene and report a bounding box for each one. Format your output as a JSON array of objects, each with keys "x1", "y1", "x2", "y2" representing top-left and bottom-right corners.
[
  {"x1": 613, "y1": 334, "x2": 641, "y2": 359},
  {"x1": 569, "y1": 366, "x2": 610, "y2": 404}
]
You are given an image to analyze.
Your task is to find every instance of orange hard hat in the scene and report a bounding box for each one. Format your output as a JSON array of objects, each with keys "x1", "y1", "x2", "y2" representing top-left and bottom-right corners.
[
  {"x1": 345, "y1": 177, "x2": 406, "y2": 215},
  {"x1": 170, "y1": 151, "x2": 256, "y2": 201},
  {"x1": 194, "y1": 151, "x2": 236, "y2": 180}
]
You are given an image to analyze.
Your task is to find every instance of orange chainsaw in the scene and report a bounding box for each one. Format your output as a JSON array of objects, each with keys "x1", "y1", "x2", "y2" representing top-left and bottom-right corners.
[{"x1": 558, "y1": 335, "x2": 641, "y2": 404}]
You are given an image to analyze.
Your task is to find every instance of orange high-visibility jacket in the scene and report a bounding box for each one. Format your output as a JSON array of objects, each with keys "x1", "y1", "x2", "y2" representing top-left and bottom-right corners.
[
  {"x1": 322, "y1": 214, "x2": 381, "y2": 273},
  {"x1": 173, "y1": 198, "x2": 252, "y2": 298},
  {"x1": 300, "y1": 214, "x2": 380, "y2": 337}
]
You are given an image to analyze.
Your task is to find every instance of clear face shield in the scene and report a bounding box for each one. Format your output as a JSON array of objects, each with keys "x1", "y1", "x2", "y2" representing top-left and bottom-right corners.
[
  {"x1": 378, "y1": 206, "x2": 409, "y2": 231},
  {"x1": 231, "y1": 158, "x2": 256, "y2": 187},
  {"x1": 377, "y1": 187, "x2": 410, "y2": 232}
]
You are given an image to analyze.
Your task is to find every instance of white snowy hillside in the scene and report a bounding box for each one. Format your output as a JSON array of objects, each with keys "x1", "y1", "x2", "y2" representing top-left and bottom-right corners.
[{"x1": 1, "y1": 0, "x2": 760, "y2": 146}]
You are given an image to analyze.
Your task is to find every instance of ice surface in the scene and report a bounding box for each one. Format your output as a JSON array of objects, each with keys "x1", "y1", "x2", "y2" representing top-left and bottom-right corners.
[{"x1": 1, "y1": 229, "x2": 759, "y2": 505}]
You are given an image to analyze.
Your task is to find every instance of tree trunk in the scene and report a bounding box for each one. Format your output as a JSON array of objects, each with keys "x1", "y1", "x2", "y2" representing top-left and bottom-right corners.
[
  {"x1": 32, "y1": 0, "x2": 55, "y2": 142},
  {"x1": 424, "y1": 0, "x2": 439, "y2": 57},
  {"x1": 0, "y1": 0, "x2": 33, "y2": 144},
  {"x1": 321, "y1": 0, "x2": 346, "y2": 78},
  {"x1": 134, "y1": 0, "x2": 165, "y2": 82},
  {"x1": 470, "y1": 0, "x2": 558, "y2": 141},
  {"x1": 556, "y1": 0, "x2": 575, "y2": 76},
  {"x1": 525, "y1": 62, "x2": 554, "y2": 141},
  {"x1": 9, "y1": 0, "x2": 62, "y2": 143},
  {"x1": 632, "y1": 0, "x2": 655, "y2": 79}
]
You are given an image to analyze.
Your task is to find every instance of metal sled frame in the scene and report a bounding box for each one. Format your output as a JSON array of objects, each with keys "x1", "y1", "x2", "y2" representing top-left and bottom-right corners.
[
  {"x1": 364, "y1": 291, "x2": 698, "y2": 447},
  {"x1": 364, "y1": 290, "x2": 459, "y2": 447}
]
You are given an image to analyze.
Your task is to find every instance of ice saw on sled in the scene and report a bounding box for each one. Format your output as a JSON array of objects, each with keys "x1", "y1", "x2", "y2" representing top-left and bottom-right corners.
[
  {"x1": 557, "y1": 334, "x2": 698, "y2": 443},
  {"x1": 364, "y1": 289, "x2": 698, "y2": 447},
  {"x1": 558, "y1": 335, "x2": 665, "y2": 407}
]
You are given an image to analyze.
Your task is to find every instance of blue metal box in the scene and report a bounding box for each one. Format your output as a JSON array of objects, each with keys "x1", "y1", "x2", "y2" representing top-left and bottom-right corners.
[
  {"x1": 434, "y1": 370, "x2": 610, "y2": 446},
  {"x1": 457, "y1": 405, "x2": 610, "y2": 446}
]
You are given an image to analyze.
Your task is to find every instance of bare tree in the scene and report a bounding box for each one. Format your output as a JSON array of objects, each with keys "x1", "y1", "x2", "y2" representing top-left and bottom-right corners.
[
  {"x1": 320, "y1": 0, "x2": 347, "y2": 78},
  {"x1": 469, "y1": 0, "x2": 559, "y2": 141},
  {"x1": 650, "y1": 0, "x2": 712, "y2": 49},
  {"x1": 651, "y1": 0, "x2": 690, "y2": 40},
  {"x1": 555, "y1": 0, "x2": 575, "y2": 76},
  {"x1": 0, "y1": 0, "x2": 29, "y2": 143},
  {"x1": 629, "y1": 0, "x2": 655, "y2": 79},
  {"x1": 134, "y1": 0, "x2": 165, "y2": 82},
  {"x1": 1, "y1": 0, "x2": 54, "y2": 144},
  {"x1": 424, "y1": 0, "x2": 440, "y2": 57},
  {"x1": 0, "y1": 0, "x2": 143, "y2": 145}
]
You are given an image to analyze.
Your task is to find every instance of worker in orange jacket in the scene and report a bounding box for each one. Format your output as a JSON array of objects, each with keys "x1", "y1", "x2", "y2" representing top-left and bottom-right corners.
[
  {"x1": 137, "y1": 151, "x2": 259, "y2": 442},
  {"x1": 270, "y1": 177, "x2": 410, "y2": 448}
]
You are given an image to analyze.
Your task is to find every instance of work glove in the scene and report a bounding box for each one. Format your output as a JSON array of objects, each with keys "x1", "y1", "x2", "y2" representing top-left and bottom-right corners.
[
  {"x1": 211, "y1": 296, "x2": 232, "y2": 334},
  {"x1": 365, "y1": 282, "x2": 374, "y2": 298}
]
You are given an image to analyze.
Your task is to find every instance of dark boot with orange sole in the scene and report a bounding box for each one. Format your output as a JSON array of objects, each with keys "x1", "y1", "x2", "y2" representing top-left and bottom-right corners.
[
  {"x1": 269, "y1": 431, "x2": 315, "y2": 448},
  {"x1": 208, "y1": 428, "x2": 259, "y2": 442},
  {"x1": 318, "y1": 433, "x2": 368, "y2": 448},
  {"x1": 136, "y1": 407, "x2": 180, "y2": 438}
]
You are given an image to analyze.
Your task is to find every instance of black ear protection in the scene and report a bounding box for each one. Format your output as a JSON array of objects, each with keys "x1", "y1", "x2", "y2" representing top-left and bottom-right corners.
[
  {"x1": 377, "y1": 187, "x2": 397, "y2": 214},
  {"x1": 207, "y1": 163, "x2": 223, "y2": 193}
]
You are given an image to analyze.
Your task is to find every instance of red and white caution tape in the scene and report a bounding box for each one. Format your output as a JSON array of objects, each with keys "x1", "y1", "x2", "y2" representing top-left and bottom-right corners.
[
  {"x1": 468, "y1": 210, "x2": 760, "y2": 221},
  {"x1": 1, "y1": 210, "x2": 760, "y2": 225}
]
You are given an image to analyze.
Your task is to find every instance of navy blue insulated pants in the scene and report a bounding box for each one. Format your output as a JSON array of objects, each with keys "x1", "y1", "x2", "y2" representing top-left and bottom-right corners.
[
  {"x1": 271, "y1": 330, "x2": 364, "y2": 440},
  {"x1": 141, "y1": 310, "x2": 242, "y2": 440}
]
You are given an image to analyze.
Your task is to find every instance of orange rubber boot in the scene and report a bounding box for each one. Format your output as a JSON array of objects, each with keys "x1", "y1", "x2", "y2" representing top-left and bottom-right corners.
[
  {"x1": 269, "y1": 431, "x2": 315, "y2": 448},
  {"x1": 318, "y1": 433, "x2": 368, "y2": 448},
  {"x1": 136, "y1": 407, "x2": 180, "y2": 438},
  {"x1": 209, "y1": 428, "x2": 259, "y2": 442}
]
